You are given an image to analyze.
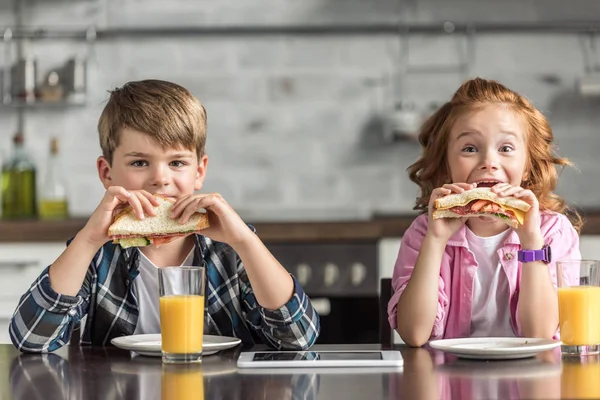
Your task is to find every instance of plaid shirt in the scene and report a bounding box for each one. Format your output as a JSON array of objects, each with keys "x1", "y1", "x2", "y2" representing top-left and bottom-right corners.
[{"x1": 9, "y1": 232, "x2": 320, "y2": 353}]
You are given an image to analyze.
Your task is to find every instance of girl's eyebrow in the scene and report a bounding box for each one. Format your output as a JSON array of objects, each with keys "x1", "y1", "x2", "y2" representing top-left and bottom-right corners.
[
  {"x1": 456, "y1": 130, "x2": 519, "y2": 140},
  {"x1": 456, "y1": 131, "x2": 480, "y2": 140},
  {"x1": 499, "y1": 130, "x2": 519, "y2": 138}
]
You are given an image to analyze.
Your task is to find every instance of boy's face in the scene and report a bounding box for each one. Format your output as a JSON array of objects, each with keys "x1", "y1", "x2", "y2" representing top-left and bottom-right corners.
[
  {"x1": 97, "y1": 128, "x2": 208, "y2": 199},
  {"x1": 446, "y1": 104, "x2": 528, "y2": 188}
]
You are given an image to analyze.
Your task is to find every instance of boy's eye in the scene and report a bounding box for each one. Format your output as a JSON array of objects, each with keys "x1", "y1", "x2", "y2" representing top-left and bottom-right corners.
[
  {"x1": 170, "y1": 160, "x2": 187, "y2": 167},
  {"x1": 461, "y1": 145, "x2": 477, "y2": 153},
  {"x1": 130, "y1": 160, "x2": 148, "y2": 167}
]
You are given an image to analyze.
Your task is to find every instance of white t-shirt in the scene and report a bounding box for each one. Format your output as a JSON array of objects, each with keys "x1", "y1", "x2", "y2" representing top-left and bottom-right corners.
[
  {"x1": 133, "y1": 248, "x2": 195, "y2": 335},
  {"x1": 467, "y1": 227, "x2": 515, "y2": 337}
]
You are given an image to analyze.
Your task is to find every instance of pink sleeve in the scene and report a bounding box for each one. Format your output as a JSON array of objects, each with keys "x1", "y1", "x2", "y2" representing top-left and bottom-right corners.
[{"x1": 387, "y1": 215, "x2": 451, "y2": 340}]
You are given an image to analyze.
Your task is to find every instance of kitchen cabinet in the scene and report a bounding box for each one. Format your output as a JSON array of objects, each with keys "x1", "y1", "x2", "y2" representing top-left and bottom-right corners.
[{"x1": 0, "y1": 242, "x2": 65, "y2": 343}]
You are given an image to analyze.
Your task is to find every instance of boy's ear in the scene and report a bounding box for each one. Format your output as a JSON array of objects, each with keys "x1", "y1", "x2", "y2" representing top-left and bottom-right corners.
[
  {"x1": 194, "y1": 155, "x2": 208, "y2": 191},
  {"x1": 97, "y1": 156, "x2": 113, "y2": 189}
]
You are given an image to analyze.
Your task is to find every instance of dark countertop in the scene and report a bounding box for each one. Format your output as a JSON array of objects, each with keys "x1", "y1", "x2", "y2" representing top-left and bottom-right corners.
[
  {"x1": 1, "y1": 211, "x2": 600, "y2": 242},
  {"x1": 1, "y1": 343, "x2": 588, "y2": 400}
]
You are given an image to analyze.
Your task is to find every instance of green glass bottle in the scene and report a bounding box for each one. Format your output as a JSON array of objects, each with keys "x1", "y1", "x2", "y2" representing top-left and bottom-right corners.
[
  {"x1": 39, "y1": 137, "x2": 69, "y2": 220},
  {"x1": 1, "y1": 132, "x2": 37, "y2": 219}
]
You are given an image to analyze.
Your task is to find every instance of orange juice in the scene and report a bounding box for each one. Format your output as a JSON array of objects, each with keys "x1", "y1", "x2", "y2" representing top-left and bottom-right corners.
[
  {"x1": 561, "y1": 358, "x2": 600, "y2": 399},
  {"x1": 161, "y1": 365, "x2": 204, "y2": 400},
  {"x1": 159, "y1": 295, "x2": 205, "y2": 354},
  {"x1": 558, "y1": 286, "x2": 600, "y2": 345}
]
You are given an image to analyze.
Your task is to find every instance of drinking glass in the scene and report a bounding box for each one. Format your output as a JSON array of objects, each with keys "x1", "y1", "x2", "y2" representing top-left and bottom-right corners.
[
  {"x1": 557, "y1": 260, "x2": 600, "y2": 356},
  {"x1": 158, "y1": 266, "x2": 205, "y2": 363}
]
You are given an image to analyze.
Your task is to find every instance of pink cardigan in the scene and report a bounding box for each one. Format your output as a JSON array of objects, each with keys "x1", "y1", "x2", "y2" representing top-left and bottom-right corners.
[{"x1": 387, "y1": 212, "x2": 580, "y2": 340}]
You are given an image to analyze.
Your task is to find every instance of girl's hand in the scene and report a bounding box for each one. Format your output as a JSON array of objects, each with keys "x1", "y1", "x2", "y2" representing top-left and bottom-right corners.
[
  {"x1": 491, "y1": 183, "x2": 542, "y2": 247},
  {"x1": 427, "y1": 183, "x2": 475, "y2": 241},
  {"x1": 170, "y1": 193, "x2": 254, "y2": 247},
  {"x1": 82, "y1": 186, "x2": 160, "y2": 246}
]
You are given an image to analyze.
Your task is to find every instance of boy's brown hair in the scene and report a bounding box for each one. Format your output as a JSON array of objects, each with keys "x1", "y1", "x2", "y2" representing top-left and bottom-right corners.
[{"x1": 98, "y1": 79, "x2": 207, "y2": 164}]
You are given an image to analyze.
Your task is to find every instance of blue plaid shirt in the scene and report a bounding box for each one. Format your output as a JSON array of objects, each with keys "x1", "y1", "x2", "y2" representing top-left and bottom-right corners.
[{"x1": 9, "y1": 233, "x2": 320, "y2": 353}]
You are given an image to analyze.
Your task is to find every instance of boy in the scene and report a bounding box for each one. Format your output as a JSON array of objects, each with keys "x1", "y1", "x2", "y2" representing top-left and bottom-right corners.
[{"x1": 9, "y1": 80, "x2": 320, "y2": 352}]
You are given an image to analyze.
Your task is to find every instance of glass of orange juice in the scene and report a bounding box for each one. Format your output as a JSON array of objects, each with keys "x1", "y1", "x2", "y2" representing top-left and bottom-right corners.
[
  {"x1": 557, "y1": 260, "x2": 600, "y2": 356},
  {"x1": 158, "y1": 266, "x2": 205, "y2": 364}
]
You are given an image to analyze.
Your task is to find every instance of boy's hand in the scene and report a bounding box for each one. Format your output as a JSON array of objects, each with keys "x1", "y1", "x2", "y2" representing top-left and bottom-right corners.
[
  {"x1": 82, "y1": 186, "x2": 160, "y2": 246},
  {"x1": 170, "y1": 193, "x2": 253, "y2": 247}
]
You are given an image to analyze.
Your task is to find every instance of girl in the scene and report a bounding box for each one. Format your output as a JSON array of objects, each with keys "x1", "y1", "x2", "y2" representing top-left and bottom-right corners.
[{"x1": 387, "y1": 77, "x2": 582, "y2": 347}]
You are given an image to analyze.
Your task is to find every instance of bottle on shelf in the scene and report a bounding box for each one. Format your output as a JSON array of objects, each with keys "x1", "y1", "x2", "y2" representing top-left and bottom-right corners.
[
  {"x1": 1, "y1": 132, "x2": 37, "y2": 219},
  {"x1": 39, "y1": 137, "x2": 69, "y2": 220}
]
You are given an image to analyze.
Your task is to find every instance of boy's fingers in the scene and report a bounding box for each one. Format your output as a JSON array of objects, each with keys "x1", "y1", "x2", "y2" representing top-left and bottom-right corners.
[
  {"x1": 179, "y1": 199, "x2": 202, "y2": 224},
  {"x1": 140, "y1": 190, "x2": 160, "y2": 206},
  {"x1": 171, "y1": 195, "x2": 198, "y2": 218},
  {"x1": 127, "y1": 195, "x2": 145, "y2": 220},
  {"x1": 106, "y1": 186, "x2": 130, "y2": 201},
  {"x1": 135, "y1": 193, "x2": 157, "y2": 216}
]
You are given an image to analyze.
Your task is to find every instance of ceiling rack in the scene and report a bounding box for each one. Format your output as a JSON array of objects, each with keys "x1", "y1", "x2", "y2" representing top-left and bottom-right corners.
[{"x1": 4, "y1": 21, "x2": 600, "y2": 40}]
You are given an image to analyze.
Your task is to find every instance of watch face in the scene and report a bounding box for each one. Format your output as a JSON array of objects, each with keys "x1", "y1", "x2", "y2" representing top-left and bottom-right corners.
[{"x1": 545, "y1": 245, "x2": 552, "y2": 264}]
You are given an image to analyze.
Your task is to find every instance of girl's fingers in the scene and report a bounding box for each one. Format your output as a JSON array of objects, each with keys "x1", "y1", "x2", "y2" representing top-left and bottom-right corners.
[
  {"x1": 498, "y1": 186, "x2": 523, "y2": 197},
  {"x1": 441, "y1": 183, "x2": 471, "y2": 194},
  {"x1": 453, "y1": 182, "x2": 476, "y2": 190},
  {"x1": 511, "y1": 189, "x2": 536, "y2": 202},
  {"x1": 491, "y1": 183, "x2": 511, "y2": 193}
]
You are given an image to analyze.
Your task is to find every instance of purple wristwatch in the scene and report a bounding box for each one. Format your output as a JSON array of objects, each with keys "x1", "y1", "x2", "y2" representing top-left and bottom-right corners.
[{"x1": 517, "y1": 244, "x2": 552, "y2": 264}]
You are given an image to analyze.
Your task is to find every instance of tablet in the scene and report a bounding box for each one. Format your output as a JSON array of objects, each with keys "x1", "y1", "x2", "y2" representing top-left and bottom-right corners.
[{"x1": 237, "y1": 350, "x2": 403, "y2": 368}]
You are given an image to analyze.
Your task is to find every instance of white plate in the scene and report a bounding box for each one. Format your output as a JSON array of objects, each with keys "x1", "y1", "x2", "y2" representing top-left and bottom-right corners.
[
  {"x1": 429, "y1": 337, "x2": 562, "y2": 360},
  {"x1": 111, "y1": 334, "x2": 241, "y2": 357}
]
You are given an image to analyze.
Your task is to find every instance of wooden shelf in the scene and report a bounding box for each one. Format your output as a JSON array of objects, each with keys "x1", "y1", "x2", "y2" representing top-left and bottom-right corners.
[{"x1": 1, "y1": 211, "x2": 600, "y2": 243}]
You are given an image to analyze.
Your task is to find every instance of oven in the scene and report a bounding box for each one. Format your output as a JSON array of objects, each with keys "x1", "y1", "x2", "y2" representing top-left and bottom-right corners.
[{"x1": 266, "y1": 242, "x2": 380, "y2": 344}]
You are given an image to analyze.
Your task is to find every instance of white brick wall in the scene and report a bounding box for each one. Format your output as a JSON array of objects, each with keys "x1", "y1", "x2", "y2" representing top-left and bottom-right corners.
[{"x1": 1, "y1": 0, "x2": 600, "y2": 220}]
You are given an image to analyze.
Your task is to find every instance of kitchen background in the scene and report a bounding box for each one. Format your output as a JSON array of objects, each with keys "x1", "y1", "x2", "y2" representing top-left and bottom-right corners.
[
  {"x1": 1, "y1": 0, "x2": 600, "y2": 219},
  {"x1": 1, "y1": 0, "x2": 600, "y2": 348}
]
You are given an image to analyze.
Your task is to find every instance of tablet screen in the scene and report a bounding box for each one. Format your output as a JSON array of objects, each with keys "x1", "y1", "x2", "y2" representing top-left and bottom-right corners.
[{"x1": 252, "y1": 352, "x2": 383, "y2": 361}]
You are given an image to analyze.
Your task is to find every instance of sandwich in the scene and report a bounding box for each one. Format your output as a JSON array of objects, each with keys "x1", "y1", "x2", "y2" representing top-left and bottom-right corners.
[
  {"x1": 108, "y1": 195, "x2": 210, "y2": 248},
  {"x1": 433, "y1": 187, "x2": 531, "y2": 229}
]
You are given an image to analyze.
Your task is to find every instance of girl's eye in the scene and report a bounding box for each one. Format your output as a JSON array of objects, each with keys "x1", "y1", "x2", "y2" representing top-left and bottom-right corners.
[
  {"x1": 499, "y1": 145, "x2": 514, "y2": 152},
  {"x1": 461, "y1": 145, "x2": 477, "y2": 153},
  {"x1": 130, "y1": 160, "x2": 148, "y2": 167},
  {"x1": 170, "y1": 160, "x2": 187, "y2": 167}
]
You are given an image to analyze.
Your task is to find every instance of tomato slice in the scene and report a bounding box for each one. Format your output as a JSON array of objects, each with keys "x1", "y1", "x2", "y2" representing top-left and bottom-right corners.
[{"x1": 470, "y1": 200, "x2": 489, "y2": 212}]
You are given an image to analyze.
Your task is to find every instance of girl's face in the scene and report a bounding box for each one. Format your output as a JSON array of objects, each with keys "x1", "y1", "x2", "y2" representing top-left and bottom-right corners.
[{"x1": 446, "y1": 104, "x2": 528, "y2": 189}]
